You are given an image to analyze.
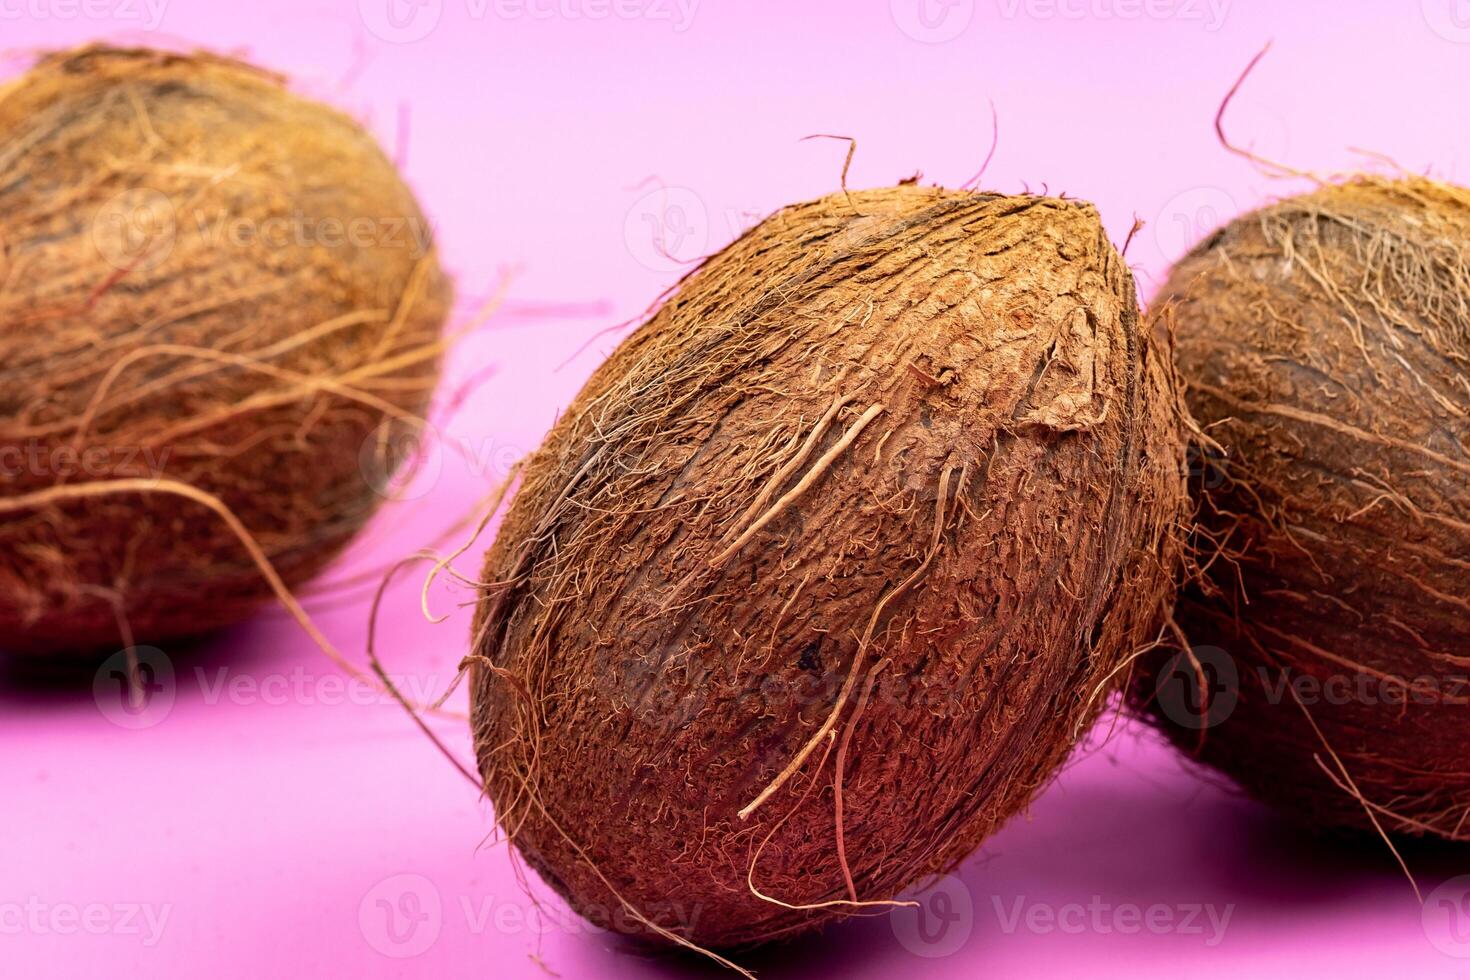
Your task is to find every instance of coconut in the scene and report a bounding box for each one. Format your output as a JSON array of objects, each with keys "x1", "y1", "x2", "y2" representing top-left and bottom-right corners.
[
  {"x1": 0, "y1": 46, "x2": 450, "y2": 654},
  {"x1": 468, "y1": 185, "x2": 1189, "y2": 950},
  {"x1": 1133, "y1": 177, "x2": 1470, "y2": 840}
]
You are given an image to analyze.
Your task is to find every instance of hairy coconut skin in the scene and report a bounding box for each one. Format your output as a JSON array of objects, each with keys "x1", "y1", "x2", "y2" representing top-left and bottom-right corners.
[
  {"x1": 0, "y1": 46, "x2": 449, "y2": 653},
  {"x1": 1133, "y1": 178, "x2": 1470, "y2": 839},
  {"x1": 470, "y1": 186, "x2": 1189, "y2": 948}
]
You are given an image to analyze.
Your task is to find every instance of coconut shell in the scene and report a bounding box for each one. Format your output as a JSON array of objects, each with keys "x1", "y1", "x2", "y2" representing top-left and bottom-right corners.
[
  {"x1": 1133, "y1": 177, "x2": 1470, "y2": 839},
  {"x1": 0, "y1": 46, "x2": 450, "y2": 654},
  {"x1": 470, "y1": 185, "x2": 1189, "y2": 948}
]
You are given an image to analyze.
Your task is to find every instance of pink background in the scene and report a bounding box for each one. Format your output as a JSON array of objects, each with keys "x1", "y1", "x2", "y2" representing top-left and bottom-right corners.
[{"x1": 4, "y1": 1, "x2": 1470, "y2": 977}]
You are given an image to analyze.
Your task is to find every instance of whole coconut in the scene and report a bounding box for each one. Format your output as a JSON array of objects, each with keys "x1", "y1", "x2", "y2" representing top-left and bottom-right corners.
[
  {"x1": 470, "y1": 185, "x2": 1189, "y2": 948},
  {"x1": 0, "y1": 46, "x2": 449, "y2": 653},
  {"x1": 1134, "y1": 177, "x2": 1470, "y2": 840}
]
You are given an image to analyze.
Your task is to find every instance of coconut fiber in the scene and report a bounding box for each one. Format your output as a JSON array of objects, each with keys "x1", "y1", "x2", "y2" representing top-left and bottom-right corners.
[
  {"x1": 0, "y1": 45, "x2": 450, "y2": 654},
  {"x1": 1134, "y1": 176, "x2": 1470, "y2": 840},
  {"x1": 470, "y1": 185, "x2": 1190, "y2": 948}
]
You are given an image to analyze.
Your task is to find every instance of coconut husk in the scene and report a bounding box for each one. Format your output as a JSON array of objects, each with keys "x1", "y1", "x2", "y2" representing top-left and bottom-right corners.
[
  {"x1": 0, "y1": 45, "x2": 450, "y2": 654},
  {"x1": 469, "y1": 185, "x2": 1190, "y2": 949},
  {"x1": 1133, "y1": 176, "x2": 1470, "y2": 841}
]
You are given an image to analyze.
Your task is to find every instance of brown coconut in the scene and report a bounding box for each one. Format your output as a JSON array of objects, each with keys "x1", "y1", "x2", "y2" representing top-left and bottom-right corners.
[
  {"x1": 469, "y1": 185, "x2": 1190, "y2": 949},
  {"x1": 0, "y1": 46, "x2": 450, "y2": 654},
  {"x1": 1133, "y1": 177, "x2": 1470, "y2": 839}
]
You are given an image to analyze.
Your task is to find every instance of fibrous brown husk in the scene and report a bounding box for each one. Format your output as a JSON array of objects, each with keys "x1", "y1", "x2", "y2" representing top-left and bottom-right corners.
[
  {"x1": 1133, "y1": 176, "x2": 1470, "y2": 840},
  {"x1": 469, "y1": 185, "x2": 1189, "y2": 949},
  {"x1": 0, "y1": 46, "x2": 450, "y2": 653}
]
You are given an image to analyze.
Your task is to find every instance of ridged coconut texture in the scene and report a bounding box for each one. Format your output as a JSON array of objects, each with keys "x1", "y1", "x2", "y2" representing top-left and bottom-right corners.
[
  {"x1": 1132, "y1": 177, "x2": 1470, "y2": 840},
  {"x1": 0, "y1": 46, "x2": 450, "y2": 654},
  {"x1": 469, "y1": 185, "x2": 1190, "y2": 951}
]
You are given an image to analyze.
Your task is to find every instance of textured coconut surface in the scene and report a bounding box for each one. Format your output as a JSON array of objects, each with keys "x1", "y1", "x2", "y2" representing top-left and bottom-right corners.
[
  {"x1": 470, "y1": 185, "x2": 1190, "y2": 949},
  {"x1": 3, "y1": 3, "x2": 1469, "y2": 980},
  {"x1": 1133, "y1": 177, "x2": 1470, "y2": 839},
  {"x1": 0, "y1": 45, "x2": 450, "y2": 652}
]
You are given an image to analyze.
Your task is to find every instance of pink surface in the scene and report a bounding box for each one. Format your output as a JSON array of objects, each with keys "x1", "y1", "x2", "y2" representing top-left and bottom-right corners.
[{"x1": 3, "y1": 1, "x2": 1469, "y2": 977}]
